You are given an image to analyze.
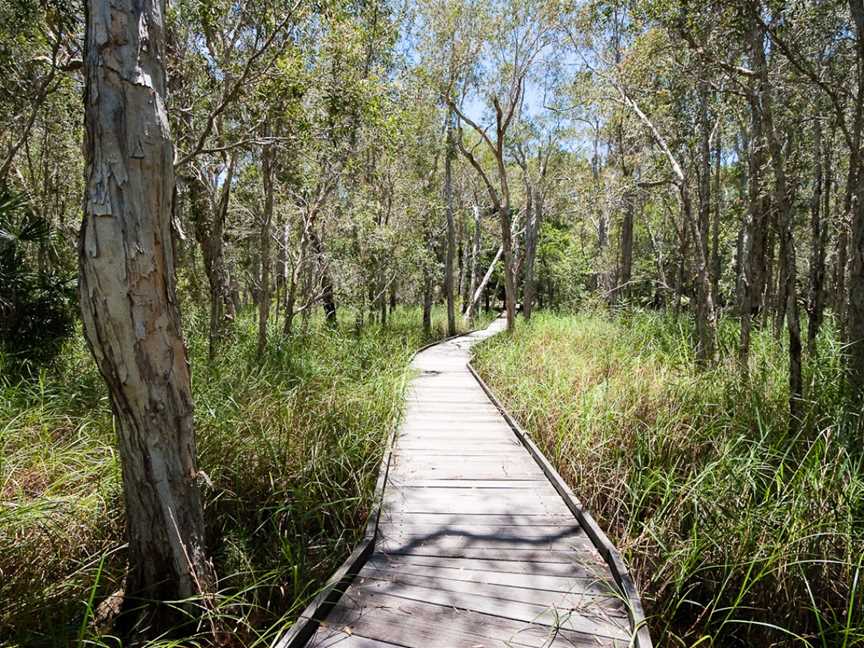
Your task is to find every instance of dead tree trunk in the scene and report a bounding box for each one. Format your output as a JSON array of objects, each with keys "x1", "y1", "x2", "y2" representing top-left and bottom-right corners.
[
  {"x1": 466, "y1": 245, "x2": 503, "y2": 323},
  {"x1": 81, "y1": 0, "x2": 215, "y2": 628}
]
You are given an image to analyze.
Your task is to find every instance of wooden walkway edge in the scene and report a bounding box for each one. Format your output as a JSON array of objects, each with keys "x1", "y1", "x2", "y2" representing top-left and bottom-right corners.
[{"x1": 275, "y1": 318, "x2": 652, "y2": 648}]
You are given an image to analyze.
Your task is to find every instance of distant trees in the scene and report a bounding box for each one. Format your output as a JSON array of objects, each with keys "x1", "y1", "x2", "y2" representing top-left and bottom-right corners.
[{"x1": 562, "y1": 0, "x2": 864, "y2": 426}]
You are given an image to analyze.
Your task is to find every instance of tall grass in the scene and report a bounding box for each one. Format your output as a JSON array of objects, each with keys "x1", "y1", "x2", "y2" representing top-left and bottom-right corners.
[
  {"x1": 0, "y1": 304, "x2": 485, "y2": 647},
  {"x1": 473, "y1": 309, "x2": 864, "y2": 647}
]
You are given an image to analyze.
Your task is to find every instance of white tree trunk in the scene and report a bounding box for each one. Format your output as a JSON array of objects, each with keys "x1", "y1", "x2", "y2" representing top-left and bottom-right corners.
[
  {"x1": 465, "y1": 245, "x2": 503, "y2": 323},
  {"x1": 81, "y1": 0, "x2": 214, "y2": 625}
]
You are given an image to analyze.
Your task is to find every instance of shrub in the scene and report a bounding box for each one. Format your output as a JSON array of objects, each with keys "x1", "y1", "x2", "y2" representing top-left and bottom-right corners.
[{"x1": 0, "y1": 187, "x2": 75, "y2": 372}]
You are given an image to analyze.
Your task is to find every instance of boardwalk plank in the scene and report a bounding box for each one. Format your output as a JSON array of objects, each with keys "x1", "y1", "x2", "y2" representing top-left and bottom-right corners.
[
  {"x1": 362, "y1": 561, "x2": 618, "y2": 594},
  {"x1": 315, "y1": 594, "x2": 627, "y2": 647},
  {"x1": 304, "y1": 320, "x2": 639, "y2": 648},
  {"x1": 357, "y1": 570, "x2": 626, "y2": 611},
  {"x1": 331, "y1": 586, "x2": 631, "y2": 639}
]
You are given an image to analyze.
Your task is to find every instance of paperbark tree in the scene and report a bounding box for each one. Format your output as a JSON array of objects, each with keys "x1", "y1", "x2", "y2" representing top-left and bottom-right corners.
[
  {"x1": 451, "y1": 86, "x2": 523, "y2": 331},
  {"x1": 81, "y1": 0, "x2": 215, "y2": 628},
  {"x1": 514, "y1": 138, "x2": 552, "y2": 319},
  {"x1": 616, "y1": 83, "x2": 717, "y2": 363},
  {"x1": 808, "y1": 116, "x2": 829, "y2": 355},
  {"x1": 711, "y1": 126, "x2": 721, "y2": 304},
  {"x1": 188, "y1": 162, "x2": 237, "y2": 361},
  {"x1": 753, "y1": 15, "x2": 803, "y2": 424},
  {"x1": 739, "y1": 20, "x2": 770, "y2": 368},
  {"x1": 845, "y1": 0, "x2": 864, "y2": 398},
  {"x1": 761, "y1": 0, "x2": 864, "y2": 395},
  {"x1": 444, "y1": 111, "x2": 457, "y2": 335},
  {"x1": 257, "y1": 137, "x2": 275, "y2": 357},
  {"x1": 463, "y1": 202, "x2": 482, "y2": 317}
]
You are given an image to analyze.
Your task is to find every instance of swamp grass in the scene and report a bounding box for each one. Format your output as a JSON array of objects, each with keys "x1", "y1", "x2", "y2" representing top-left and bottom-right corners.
[
  {"x1": 0, "y1": 304, "x2": 488, "y2": 647},
  {"x1": 473, "y1": 309, "x2": 864, "y2": 647}
]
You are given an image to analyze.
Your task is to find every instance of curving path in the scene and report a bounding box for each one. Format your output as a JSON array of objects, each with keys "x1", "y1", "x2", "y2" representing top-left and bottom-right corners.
[{"x1": 286, "y1": 318, "x2": 649, "y2": 648}]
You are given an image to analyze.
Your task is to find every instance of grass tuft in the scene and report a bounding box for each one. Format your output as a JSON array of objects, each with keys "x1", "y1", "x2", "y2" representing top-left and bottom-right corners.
[
  {"x1": 1, "y1": 304, "x2": 489, "y2": 646},
  {"x1": 473, "y1": 309, "x2": 864, "y2": 647}
]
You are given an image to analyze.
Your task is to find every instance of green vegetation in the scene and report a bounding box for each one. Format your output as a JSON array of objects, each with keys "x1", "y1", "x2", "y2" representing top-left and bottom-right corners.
[
  {"x1": 473, "y1": 310, "x2": 864, "y2": 647},
  {"x1": 0, "y1": 305, "x2": 483, "y2": 646}
]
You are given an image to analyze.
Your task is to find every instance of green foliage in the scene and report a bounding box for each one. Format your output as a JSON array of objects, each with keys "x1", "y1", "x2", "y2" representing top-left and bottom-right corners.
[
  {"x1": 0, "y1": 304, "x2": 479, "y2": 646},
  {"x1": 536, "y1": 220, "x2": 593, "y2": 308},
  {"x1": 0, "y1": 187, "x2": 75, "y2": 371},
  {"x1": 474, "y1": 310, "x2": 864, "y2": 647}
]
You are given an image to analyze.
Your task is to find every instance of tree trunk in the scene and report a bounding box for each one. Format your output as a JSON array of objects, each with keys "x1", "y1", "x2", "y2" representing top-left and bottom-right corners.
[
  {"x1": 617, "y1": 192, "x2": 634, "y2": 303},
  {"x1": 523, "y1": 189, "x2": 540, "y2": 320},
  {"x1": 257, "y1": 140, "x2": 274, "y2": 358},
  {"x1": 466, "y1": 245, "x2": 503, "y2": 323},
  {"x1": 309, "y1": 228, "x2": 337, "y2": 326},
  {"x1": 617, "y1": 81, "x2": 716, "y2": 361},
  {"x1": 711, "y1": 129, "x2": 722, "y2": 305},
  {"x1": 500, "y1": 205, "x2": 517, "y2": 330},
  {"x1": 422, "y1": 267, "x2": 433, "y2": 337},
  {"x1": 458, "y1": 216, "x2": 469, "y2": 305},
  {"x1": 755, "y1": 16, "x2": 803, "y2": 425},
  {"x1": 845, "y1": 0, "x2": 864, "y2": 399},
  {"x1": 698, "y1": 81, "x2": 712, "y2": 299},
  {"x1": 739, "y1": 22, "x2": 770, "y2": 368},
  {"x1": 682, "y1": 185, "x2": 717, "y2": 364},
  {"x1": 464, "y1": 204, "x2": 482, "y2": 315},
  {"x1": 444, "y1": 114, "x2": 457, "y2": 336},
  {"x1": 379, "y1": 272, "x2": 387, "y2": 327},
  {"x1": 189, "y1": 165, "x2": 235, "y2": 361},
  {"x1": 284, "y1": 220, "x2": 306, "y2": 336},
  {"x1": 807, "y1": 118, "x2": 829, "y2": 355},
  {"x1": 81, "y1": 0, "x2": 215, "y2": 628}
]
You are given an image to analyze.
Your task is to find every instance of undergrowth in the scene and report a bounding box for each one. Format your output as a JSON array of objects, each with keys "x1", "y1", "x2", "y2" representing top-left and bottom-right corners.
[
  {"x1": 0, "y1": 304, "x2": 488, "y2": 647},
  {"x1": 473, "y1": 309, "x2": 864, "y2": 647}
]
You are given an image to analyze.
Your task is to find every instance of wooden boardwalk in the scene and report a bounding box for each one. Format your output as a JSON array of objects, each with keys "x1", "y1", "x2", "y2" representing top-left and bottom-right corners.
[{"x1": 286, "y1": 319, "x2": 649, "y2": 648}]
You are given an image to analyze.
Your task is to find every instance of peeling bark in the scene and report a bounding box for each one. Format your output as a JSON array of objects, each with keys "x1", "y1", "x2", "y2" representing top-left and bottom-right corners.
[{"x1": 81, "y1": 0, "x2": 214, "y2": 629}]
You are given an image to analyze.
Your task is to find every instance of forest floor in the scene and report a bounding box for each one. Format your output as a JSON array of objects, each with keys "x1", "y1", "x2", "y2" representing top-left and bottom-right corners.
[
  {"x1": 0, "y1": 305, "x2": 492, "y2": 647},
  {"x1": 472, "y1": 310, "x2": 864, "y2": 648}
]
